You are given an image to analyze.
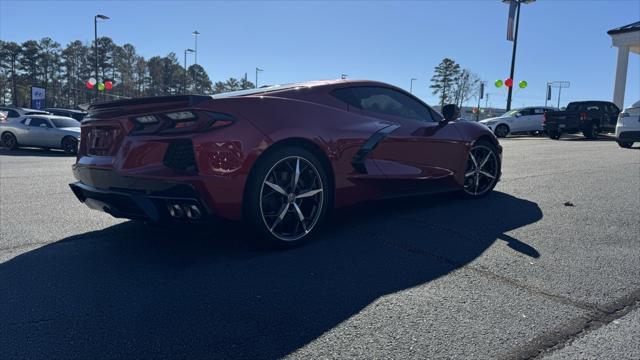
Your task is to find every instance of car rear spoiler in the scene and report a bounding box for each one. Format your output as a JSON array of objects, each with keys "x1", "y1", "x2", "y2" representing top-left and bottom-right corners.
[{"x1": 84, "y1": 95, "x2": 214, "y2": 111}]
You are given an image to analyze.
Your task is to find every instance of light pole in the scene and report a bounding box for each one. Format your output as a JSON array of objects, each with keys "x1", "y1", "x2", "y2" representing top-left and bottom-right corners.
[
  {"x1": 255, "y1": 67, "x2": 263, "y2": 88},
  {"x1": 192, "y1": 31, "x2": 200, "y2": 93},
  {"x1": 503, "y1": 0, "x2": 535, "y2": 111},
  {"x1": 184, "y1": 49, "x2": 195, "y2": 93},
  {"x1": 410, "y1": 78, "x2": 417, "y2": 93},
  {"x1": 94, "y1": 14, "x2": 109, "y2": 101}
]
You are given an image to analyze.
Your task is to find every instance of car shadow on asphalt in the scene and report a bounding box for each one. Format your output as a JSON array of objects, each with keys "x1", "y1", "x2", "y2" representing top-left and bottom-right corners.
[
  {"x1": 0, "y1": 147, "x2": 73, "y2": 157},
  {"x1": 0, "y1": 191, "x2": 542, "y2": 359}
]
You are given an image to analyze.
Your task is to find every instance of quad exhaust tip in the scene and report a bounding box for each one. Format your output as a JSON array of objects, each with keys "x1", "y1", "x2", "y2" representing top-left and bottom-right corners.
[{"x1": 167, "y1": 203, "x2": 202, "y2": 220}]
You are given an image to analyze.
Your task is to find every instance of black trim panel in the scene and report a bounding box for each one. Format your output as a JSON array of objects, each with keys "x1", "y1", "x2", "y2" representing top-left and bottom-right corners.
[{"x1": 351, "y1": 124, "x2": 401, "y2": 174}]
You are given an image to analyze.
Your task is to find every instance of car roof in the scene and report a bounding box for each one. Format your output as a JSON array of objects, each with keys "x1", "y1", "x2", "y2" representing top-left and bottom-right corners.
[{"x1": 44, "y1": 108, "x2": 87, "y2": 113}]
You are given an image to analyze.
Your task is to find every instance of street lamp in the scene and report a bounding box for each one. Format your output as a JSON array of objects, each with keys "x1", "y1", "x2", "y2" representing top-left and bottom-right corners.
[
  {"x1": 503, "y1": 0, "x2": 535, "y2": 111},
  {"x1": 410, "y1": 78, "x2": 417, "y2": 93},
  {"x1": 94, "y1": 14, "x2": 109, "y2": 101},
  {"x1": 184, "y1": 49, "x2": 195, "y2": 93},
  {"x1": 255, "y1": 67, "x2": 263, "y2": 88}
]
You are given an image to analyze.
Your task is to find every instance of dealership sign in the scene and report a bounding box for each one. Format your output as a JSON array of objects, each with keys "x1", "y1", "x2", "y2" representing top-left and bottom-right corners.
[{"x1": 31, "y1": 86, "x2": 46, "y2": 110}]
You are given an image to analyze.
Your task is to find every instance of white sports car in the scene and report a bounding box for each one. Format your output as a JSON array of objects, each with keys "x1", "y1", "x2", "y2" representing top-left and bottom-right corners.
[{"x1": 480, "y1": 107, "x2": 556, "y2": 138}]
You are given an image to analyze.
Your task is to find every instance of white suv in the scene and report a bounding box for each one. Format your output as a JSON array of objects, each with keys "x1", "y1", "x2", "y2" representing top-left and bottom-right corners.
[{"x1": 615, "y1": 100, "x2": 640, "y2": 148}]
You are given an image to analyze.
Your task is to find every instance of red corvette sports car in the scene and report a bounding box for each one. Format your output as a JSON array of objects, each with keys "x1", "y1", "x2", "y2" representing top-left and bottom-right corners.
[{"x1": 70, "y1": 80, "x2": 501, "y2": 246}]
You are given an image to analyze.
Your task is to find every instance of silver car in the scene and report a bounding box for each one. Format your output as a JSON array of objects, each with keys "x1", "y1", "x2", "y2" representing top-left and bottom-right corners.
[{"x1": 0, "y1": 115, "x2": 81, "y2": 154}]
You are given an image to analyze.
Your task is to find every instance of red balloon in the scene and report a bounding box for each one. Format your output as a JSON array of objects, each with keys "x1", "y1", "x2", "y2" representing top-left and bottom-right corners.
[
  {"x1": 505, "y1": 78, "x2": 513, "y2": 88},
  {"x1": 86, "y1": 81, "x2": 94, "y2": 89},
  {"x1": 105, "y1": 81, "x2": 113, "y2": 90}
]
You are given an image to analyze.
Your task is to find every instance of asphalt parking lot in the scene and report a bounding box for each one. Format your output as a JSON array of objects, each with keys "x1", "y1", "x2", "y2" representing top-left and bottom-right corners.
[{"x1": 1, "y1": 135, "x2": 639, "y2": 359}]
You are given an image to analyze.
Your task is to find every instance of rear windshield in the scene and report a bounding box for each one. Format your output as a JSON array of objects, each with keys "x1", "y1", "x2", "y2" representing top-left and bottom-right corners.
[
  {"x1": 566, "y1": 103, "x2": 581, "y2": 111},
  {"x1": 51, "y1": 117, "x2": 80, "y2": 128}
]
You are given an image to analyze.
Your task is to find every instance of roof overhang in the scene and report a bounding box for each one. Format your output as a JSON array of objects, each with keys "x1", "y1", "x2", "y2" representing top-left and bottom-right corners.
[{"x1": 608, "y1": 21, "x2": 640, "y2": 54}]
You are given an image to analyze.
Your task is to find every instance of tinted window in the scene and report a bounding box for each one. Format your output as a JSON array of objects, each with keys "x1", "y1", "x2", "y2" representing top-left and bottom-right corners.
[
  {"x1": 333, "y1": 87, "x2": 434, "y2": 122},
  {"x1": 6, "y1": 110, "x2": 20, "y2": 118},
  {"x1": 28, "y1": 118, "x2": 51, "y2": 128},
  {"x1": 585, "y1": 104, "x2": 601, "y2": 112},
  {"x1": 51, "y1": 117, "x2": 79, "y2": 128},
  {"x1": 519, "y1": 108, "x2": 535, "y2": 116},
  {"x1": 533, "y1": 108, "x2": 546, "y2": 114}
]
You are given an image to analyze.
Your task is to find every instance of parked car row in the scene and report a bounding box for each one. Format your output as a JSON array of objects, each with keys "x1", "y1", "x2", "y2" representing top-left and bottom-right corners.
[
  {"x1": 474, "y1": 100, "x2": 638, "y2": 149},
  {"x1": 0, "y1": 106, "x2": 87, "y2": 122}
]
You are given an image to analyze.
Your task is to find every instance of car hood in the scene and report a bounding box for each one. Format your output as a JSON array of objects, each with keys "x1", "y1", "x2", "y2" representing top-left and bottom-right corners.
[{"x1": 480, "y1": 117, "x2": 502, "y2": 123}]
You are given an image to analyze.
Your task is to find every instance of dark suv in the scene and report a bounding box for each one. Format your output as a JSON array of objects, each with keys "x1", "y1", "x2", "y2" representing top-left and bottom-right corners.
[{"x1": 543, "y1": 101, "x2": 620, "y2": 139}]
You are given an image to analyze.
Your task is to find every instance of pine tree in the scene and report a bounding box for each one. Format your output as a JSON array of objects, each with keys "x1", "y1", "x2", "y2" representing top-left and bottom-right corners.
[{"x1": 430, "y1": 58, "x2": 461, "y2": 109}]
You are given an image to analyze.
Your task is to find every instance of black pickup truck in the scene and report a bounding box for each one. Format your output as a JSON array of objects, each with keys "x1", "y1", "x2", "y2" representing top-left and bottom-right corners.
[{"x1": 543, "y1": 101, "x2": 620, "y2": 139}]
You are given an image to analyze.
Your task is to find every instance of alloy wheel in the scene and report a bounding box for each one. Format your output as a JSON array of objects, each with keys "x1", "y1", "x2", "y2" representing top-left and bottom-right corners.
[
  {"x1": 1, "y1": 133, "x2": 16, "y2": 149},
  {"x1": 464, "y1": 145, "x2": 499, "y2": 196},
  {"x1": 259, "y1": 156, "x2": 324, "y2": 241},
  {"x1": 495, "y1": 125, "x2": 509, "y2": 138},
  {"x1": 62, "y1": 138, "x2": 77, "y2": 154}
]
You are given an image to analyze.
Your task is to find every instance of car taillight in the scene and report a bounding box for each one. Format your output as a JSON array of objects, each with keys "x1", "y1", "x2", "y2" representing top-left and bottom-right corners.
[{"x1": 580, "y1": 112, "x2": 587, "y2": 121}]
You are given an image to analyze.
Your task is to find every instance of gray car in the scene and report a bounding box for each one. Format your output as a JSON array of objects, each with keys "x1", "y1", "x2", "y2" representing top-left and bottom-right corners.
[{"x1": 0, "y1": 115, "x2": 81, "y2": 154}]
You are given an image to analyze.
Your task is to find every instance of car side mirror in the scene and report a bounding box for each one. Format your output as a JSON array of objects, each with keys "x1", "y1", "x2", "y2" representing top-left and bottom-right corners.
[{"x1": 441, "y1": 104, "x2": 460, "y2": 123}]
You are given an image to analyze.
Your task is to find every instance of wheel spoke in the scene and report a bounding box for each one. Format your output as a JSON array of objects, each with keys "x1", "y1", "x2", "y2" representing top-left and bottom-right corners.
[
  {"x1": 292, "y1": 203, "x2": 308, "y2": 233},
  {"x1": 296, "y1": 188, "x2": 322, "y2": 199},
  {"x1": 479, "y1": 151, "x2": 492, "y2": 169},
  {"x1": 479, "y1": 170, "x2": 495, "y2": 179},
  {"x1": 465, "y1": 171, "x2": 475, "y2": 178},
  {"x1": 292, "y1": 158, "x2": 300, "y2": 191},
  {"x1": 265, "y1": 181, "x2": 287, "y2": 196},
  {"x1": 474, "y1": 173, "x2": 480, "y2": 194},
  {"x1": 469, "y1": 151, "x2": 478, "y2": 168},
  {"x1": 270, "y1": 203, "x2": 290, "y2": 231}
]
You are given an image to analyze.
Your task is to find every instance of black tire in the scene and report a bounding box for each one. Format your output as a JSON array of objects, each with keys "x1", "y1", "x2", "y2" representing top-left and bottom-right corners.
[
  {"x1": 61, "y1": 136, "x2": 78, "y2": 155},
  {"x1": 617, "y1": 141, "x2": 633, "y2": 149},
  {"x1": 548, "y1": 130, "x2": 561, "y2": 140},
  {"x1": 494, "y1": 124, "x2": 509, "y2": 138},
  {"x1": 1, "y1": 132, "x2": 18, "y2": 150},
  {"x1": 244, "y1": 146, "x2": 331, "y2": 248},
  {"x1": 583, "y1": 124, "x2": 599, "y2": 139},
  {"x1": 459, "y1": 140, "x2": 501, "y2": 199}
]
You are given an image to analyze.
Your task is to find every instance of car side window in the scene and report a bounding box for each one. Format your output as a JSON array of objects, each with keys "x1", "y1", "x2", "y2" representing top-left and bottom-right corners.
[
  {"x1": 333, "y1": 87, "x2": 434, "y2": 122},
  {"x1": 22, "y1": 117, "x2": 31, "y2": 126},
  {"x1": 519, "y1": 109, "x2": 534, "y2": 116},
  {"x1": 8, "y1": 110, "x2": 20, "y2": 118},
  {"x1": 28, "y1": 118, "x2": 50, "y2": 128},
  {"x1": 534, "y1": 108, "x2": 545, "y2": 114}
]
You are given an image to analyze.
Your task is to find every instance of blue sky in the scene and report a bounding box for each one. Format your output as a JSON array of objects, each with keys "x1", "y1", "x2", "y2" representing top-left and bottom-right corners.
[{"x1": 1, "y1": 0, "x2": 638, "y2": 109}]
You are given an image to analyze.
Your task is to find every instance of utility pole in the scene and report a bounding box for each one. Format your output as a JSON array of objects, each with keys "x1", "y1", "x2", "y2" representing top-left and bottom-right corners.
[
  {"x1": 94, "y1": 14, "x2": 109, "y2": 102},
  {"x1": 255, "y1": 67, "x2": 263, "y2": 88},
  {"x1": 410, "y1": 78, "x2": 417, "y2": 93},
  {"x1": 504, "y1": 0, "x2": 535, "y2": 111},
  {"x1": 476, "y1": 82, "x2": 484, "y2": 121},
  {"x1": 184, "y1": 49, "x2": 194, "y2": 93}
]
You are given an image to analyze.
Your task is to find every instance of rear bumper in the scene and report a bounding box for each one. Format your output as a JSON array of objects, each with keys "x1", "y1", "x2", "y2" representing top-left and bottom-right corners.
[
  {"x1": 616, "y1": 130, "x2": 640, "y2": 143},
  {"x1": 70, "y1": 167, "x2": 213, "y2": 223}
]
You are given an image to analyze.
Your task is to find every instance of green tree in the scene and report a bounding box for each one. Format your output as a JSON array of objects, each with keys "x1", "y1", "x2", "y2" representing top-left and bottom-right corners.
[{"x1": 430, "y1": 58, "x2": 461, "y2": 108}]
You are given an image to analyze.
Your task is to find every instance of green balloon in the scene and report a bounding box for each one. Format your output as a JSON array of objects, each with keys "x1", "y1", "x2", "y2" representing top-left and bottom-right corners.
[
  {"x1": 519, "y1": 80, "x2": 528, "y2": 89},
  {"x1": 495, "y1": 79, "x2": 503, "y2": 88},
  {"x1": 98, "y1": 83, "x2": 105, "y2": 91}
]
